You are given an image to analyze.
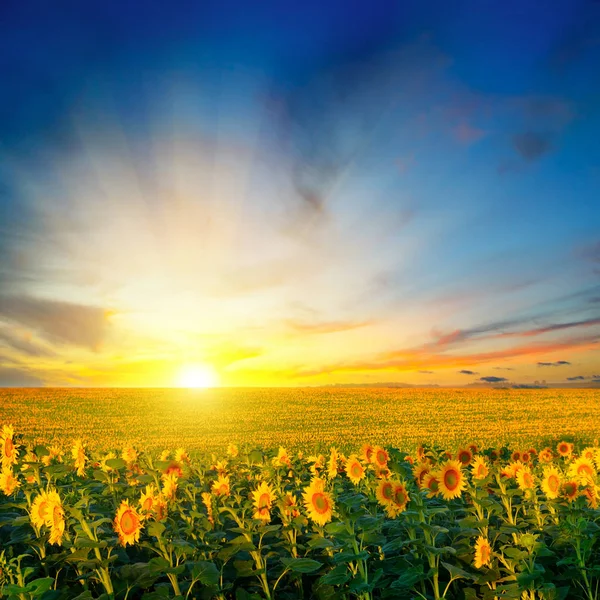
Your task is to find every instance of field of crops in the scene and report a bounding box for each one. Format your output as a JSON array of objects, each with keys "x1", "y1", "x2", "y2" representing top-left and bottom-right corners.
[
  {"x1": 1, "y1": 422, "x2": 600, "y2": 600},
  {"x1": 0, "y1": 388, "x2": 599, "y2": 453}
]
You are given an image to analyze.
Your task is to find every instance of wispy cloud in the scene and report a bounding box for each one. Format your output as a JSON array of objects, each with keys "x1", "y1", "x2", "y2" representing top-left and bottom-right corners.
[
  {"x1": 458, "y1": 369, "x2": 478, "y2": 375},
  {"x1": 537, "y1": 360, "x2": 570, "y2": 367},
  {"x1": 285, "y1": 319, "x2": 374, "y2": 335},
  {"x1": 0, "y1": 295, "x2": 110, "y2": 351}
]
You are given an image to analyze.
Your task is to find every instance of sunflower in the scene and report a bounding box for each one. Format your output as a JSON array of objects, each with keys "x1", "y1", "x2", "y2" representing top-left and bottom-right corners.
[
  {"x1": 211, "y1": 475, "x2": 230, "y2": 497},
  {"x1": 561, "y1": 480, "x2": 579, "y2": 502},
  {"x1": 48, "y1": 495, "x2": 65, "y2": 546},
  {"x1": 375, "y1": 479, "x2": 394, "y2": 506},
  {"x1": 159, "y1": 450, "x2": 170, "y2": 461},
  {"x1": 302, "y1": 478, "x2": 334, "y2": 526},
  {"x1": 361, "y1": 444, "x2": 374, "y2": 463},
  {"x1": 161, "y1": 473, "x2": 179, "y2": 499},
  {"x1": 114, "y1": 500, "x2": 143, "y2": 547},
  {"x1": 516, "y1": 466, "x2": 536, "y2": 491},
  {"x1": 568, "y1": 456, "x2": 596, "y2": 485},
  {"x1": 71, "y1": 440, "x2": 87, "y2": 477},
  {"x1": 541, "y1": 466, "x2": 562, "y2": 499},
  {"x1": 328, "y1": 448, "x2": 339, "y2": 479},
  {"x1": 272, "y1": 446, "x2": 291, "y2": 468},
  {"x1": 538, "y1": 448, "x2": 554, "y2": 463},
  {"x1": 122, "y1": 446, "x2": 138, "y2": 465},
  {"x1": 280, "y1": 492, "x2": 300, "y2": 519},
  {"x1": 412, "y1": 462, "x2": 431, "y2": 488},
  {"x1": 0, "y1": 468, "x2": 19, "y2": 496},
  {"x1": 473, "y1": 536, "x2": 492, "y2": 569},
  {"x1": 1, "y1": 425, "x2": 19, "y2": 470},
  {"x1": 139, "y1": 484, "x2": 159, "y2": 514},
  {"x1": 581, "y1": 446, "x2": 597, "y2": 463},
  {"x1": 175, "y1": 448, "x2": 190, "y2": 464},
  {"x1": 345, "y1": 455, "x2": 365, "y2": 485},
  {"x1": 457, "y1": 448, "x2": 473, "y2": 467},
  {"x1": 583, "y1": 484, "x2": 600, "y2": 509},
  {"x1": 502, "y1": 461, "x2": 524, "y2": 480},
  {"x1": 251, "y1": 481, "x2": 276, "y2": 522},
  {"x1": 372, "y1": 447, "x2": 389, "y2": 469},
  {"x1": 385, "y1": 482, "x2": 410, "y2": 518},
  {"x1": 468, "y1": 444, "x2": 479, "y2": 455},
  {"x1": 164, "y1": 461, "x2": 183, "y2": 479},
  {"x1": 422, "y1": 472, "x2": 441, "y2": 498},
  {"x1": 41, "y1": 445, "x2": 63, "y2": 467},
  {"x1": 556, "y1": 441, "x2": 573, "y2": 458},
  {"x1": 521, "y1": 451, "x2": 531, "y2": 463},
  {"x1": 201, "y1": 491, "x2": 214, "y2": 523},
  {"x1": 471, "y1": 456, "x2": 489, "y2": 480},
  {"x1": 438, "y1": 460, "x2": 466, "y2": 501},
  {"x1": 511, "y1": 450, "x2": 522, "y2": 462},
  {"x1": 226, "y1": 443, "x2": 239, "y2": 458},
  {"x1": 30, "y1": 491, "x2": 53, "y2": 528}
]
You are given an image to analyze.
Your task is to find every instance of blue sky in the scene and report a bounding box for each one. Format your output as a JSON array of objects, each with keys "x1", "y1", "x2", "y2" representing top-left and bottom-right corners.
[{"x1": 0, "y1": 0, "x2": 599, "y2": 387}]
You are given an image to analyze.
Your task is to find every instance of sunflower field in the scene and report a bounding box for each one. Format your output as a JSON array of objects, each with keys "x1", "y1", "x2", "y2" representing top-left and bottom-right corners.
[{"x1": 1, "y1": 424, "x2": 600, "y2": 600}]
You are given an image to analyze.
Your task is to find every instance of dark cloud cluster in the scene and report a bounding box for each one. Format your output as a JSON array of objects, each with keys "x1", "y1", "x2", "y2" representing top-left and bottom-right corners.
[
  {"x1": 512, "y1": 131, "x2": 553, "y2": 161},
  {"x1": 537, "y1": 360, "x2": 570, "y2": 367},
  {"x1": 458, "y1": 369, "x2": 478, "y2": 375},
  {"x1": 479, "y1": 376, "x2": 508, "y2": 383}
]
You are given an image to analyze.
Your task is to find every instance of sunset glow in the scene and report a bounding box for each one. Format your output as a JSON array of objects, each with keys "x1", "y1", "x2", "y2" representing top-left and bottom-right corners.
[{"x1": 177, "y1": 365, "x2": 219, "y2": 389}]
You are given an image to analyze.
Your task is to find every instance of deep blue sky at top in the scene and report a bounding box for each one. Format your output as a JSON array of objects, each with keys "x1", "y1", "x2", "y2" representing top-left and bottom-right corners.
[{"x1": 0, "y1": 0, "x2": 599, "y2": 386}]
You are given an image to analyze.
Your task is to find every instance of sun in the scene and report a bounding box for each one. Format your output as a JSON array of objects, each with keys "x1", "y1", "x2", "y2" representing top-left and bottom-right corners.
[{"x1": 177, "y1": 364, "x2": 219, "y2": 388}]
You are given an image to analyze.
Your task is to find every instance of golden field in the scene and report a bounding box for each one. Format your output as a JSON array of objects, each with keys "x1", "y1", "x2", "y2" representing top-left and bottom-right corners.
[{"x1": 0, "y1": 387, "x2": 598, "y2": 453}]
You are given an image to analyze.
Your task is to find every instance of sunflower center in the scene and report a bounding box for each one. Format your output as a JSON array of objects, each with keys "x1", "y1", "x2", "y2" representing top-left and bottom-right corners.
[
  {"x1": 120, "y1": 510, "x2": 137, "y2": 535},
  {"x1": 548, "y1": 475, "x2": 559, "y2": 492},
  {"x1": 143, "y1": 497, "x2": 154, "y2": 511},
  {"x1": 393, "y1": 488, "x2": 407, "y2": 505},
  {"x1": 382, "y1": 483, "x2": 393, "y2": 499},
  {"x1": 312, "y1": 492, "x2": 330, "y2": 514},
  {"x1": 259, "y1": 493, "x2": 271, "y2": 509},
  {"x1": 351, "y1": 463, "x2": 362, "y2": 477},
  {"x1": 444, "y1": 469, "x2": 459, "y2": 490},
  {"x1": 429, "y1": 479, "x2": 439, "y2": 492},
  {"x1": 458, "y1": 452, "x2": 470, "y2": 465},
  {"x1": 578, "y1": 465, "x2": 593, "y2": 477}
]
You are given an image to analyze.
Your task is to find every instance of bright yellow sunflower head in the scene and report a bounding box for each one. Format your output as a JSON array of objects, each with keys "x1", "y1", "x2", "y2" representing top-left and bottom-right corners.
[
  {"x1": 541, "y1": 466, "x2": 562, "y2": 499},
  {"x1": 345, "y1": 455, "x2": 365, "y2": 485},
  {"x1": 114, "y1": 500, "x2": 143, "y2": 547},
  {"x1": 473, "y1": 536, "x2": 492, "y2": 569},
  {"x1": 272, "y1": 446, "x2": 291, "y2": 468},
  {"x1": 226, "y1": 443, "x2": 239, "y2": 458},
  {"x1": 385, "y1": 481, "x2": 410, "y2": 518},
  {"x1": 211, "y1": 475, "x2": 230, "y2": 497},
  {"x1": 361, "y1": 444, "x2": 374, "y2": 463},
  {"x1": 556, "y1": 441, "x2": 573, "y2": 458},
  {"x1": 0, "y1": 467, "x2": 20, "y2": 496},
  {"x1": 30, "y1": 490, "x2": 53, "y2": 528},
  {"x1": 375, "y1": 479, "x2": 394, "y2": 507},
  {"x1": 48, "y1": 496, "x2": 65, "y2": 546},
  {"x1": 412, "y1": 462, "x2": 431, "y2": 488},
  {"x1": 1, "y1": 425, "x2": 19, "y2": 470},
  {"x1": 161, "y1": 473, "x2": 179, "y2": 499},
  {"x1": 561, "y1": 480, "x2": 580, "y2": 502},
  {"x1": 328, "y1": 447, "x2": 339, "y2": 479},
  {"x1": 71, "y1": 439, "x2": 87, "y2": 477},
  {"x1": 139, "y1": 484, "x2": 159, "y2": 514},
  {"x1": 438, "y1": 460, "x2": 466, "y2": 501},
  {"x1": 567, "y1": 456, "x2": 596, "y2": 485},
  {"x1": 122, "y1": 445, "x2": 138, "y2": 465},
  {"x1": 422, "y1": 471, "x2": 441, "y2": 498},
  {"x1": 371, "y1": 446, "x2": 389, "y2": 469},
  {"x1": 251, "y1": 481, "x2": 276, "y2": 522},
  {"x1": 471, "y1": 456, "x2": 490, "y2": 481},
  {"x1": 516, "y1": 466, "x2": 536, "y2": 492},
  {"x1": 302, "y1": 477, "x2": 334, "y2": 526},
  {"x1": 538, "y1": 448, "x2": 554, "y2": 463}
]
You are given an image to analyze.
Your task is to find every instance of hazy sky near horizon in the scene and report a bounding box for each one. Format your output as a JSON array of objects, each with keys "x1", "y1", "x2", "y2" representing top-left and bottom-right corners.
[{"x1": 1, "y1": 0, "x2": 599, "y2": 387}]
